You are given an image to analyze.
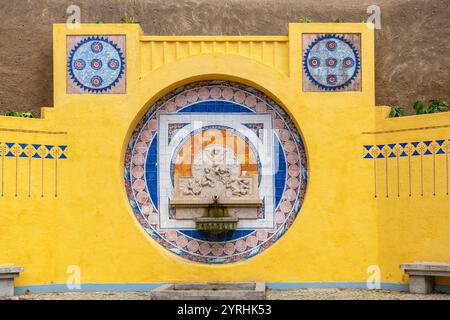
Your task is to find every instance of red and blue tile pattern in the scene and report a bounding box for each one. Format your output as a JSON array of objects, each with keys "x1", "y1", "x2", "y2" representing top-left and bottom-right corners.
[
  {"x1": 67, "y1": 35, "x2": 125, "y2": 94},
  {"x1": 124, "y1": 81, "x2": 308, "y2": 264},
  {"x1": 303, "y1": 34, "x2": 361, "y2": 91}
]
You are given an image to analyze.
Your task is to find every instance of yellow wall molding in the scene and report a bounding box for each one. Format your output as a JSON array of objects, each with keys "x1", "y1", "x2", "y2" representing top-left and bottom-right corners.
[{"x1": 139, "y1": 35, "x2": 289, "y2": 77}]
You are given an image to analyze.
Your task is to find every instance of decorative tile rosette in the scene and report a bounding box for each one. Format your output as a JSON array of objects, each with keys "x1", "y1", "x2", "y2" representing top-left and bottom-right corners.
[
  {"x1": 67, "y1": 36, "x2": 125, "y2": 93},
  {"x1": 124, "y1": 81, "x2": 308, "y2": 263},
  {"x1": 303, "y1": 34, "x2": 360, "y2": 91}
]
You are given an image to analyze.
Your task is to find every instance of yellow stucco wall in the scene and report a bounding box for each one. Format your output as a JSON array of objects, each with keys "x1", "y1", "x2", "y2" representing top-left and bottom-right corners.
[
  {"x1": 370, "y1": 110, "x2": 450, "y2": 286},
  {"x1": 0, "y1": 23, "x2": 448, "y2": 290}
]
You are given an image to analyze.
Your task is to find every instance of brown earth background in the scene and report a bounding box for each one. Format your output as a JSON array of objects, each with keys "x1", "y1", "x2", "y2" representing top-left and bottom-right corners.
[{"x1": 0, "y1": 0, "x2": 449, "y2": 115}]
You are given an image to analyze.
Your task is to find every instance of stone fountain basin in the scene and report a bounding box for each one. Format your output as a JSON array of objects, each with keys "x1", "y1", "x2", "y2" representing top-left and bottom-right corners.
[{"x1": 150, "y1": 282, "x2": 266, "y2": 300}]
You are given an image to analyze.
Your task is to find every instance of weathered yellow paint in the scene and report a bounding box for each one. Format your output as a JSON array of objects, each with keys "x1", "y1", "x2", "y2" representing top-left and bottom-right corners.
[{"x1": 0, "y1": 23, "x2": 448, "y2": 289}]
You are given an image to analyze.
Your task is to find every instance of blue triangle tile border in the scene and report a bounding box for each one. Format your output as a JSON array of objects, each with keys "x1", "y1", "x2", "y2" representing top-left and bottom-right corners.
[
  {"x1": 0, "y1": 142, "x2": 68, "y2": 160},
  {"x1": 363, "y1": 139, "x2": 450, "y2": 159}
]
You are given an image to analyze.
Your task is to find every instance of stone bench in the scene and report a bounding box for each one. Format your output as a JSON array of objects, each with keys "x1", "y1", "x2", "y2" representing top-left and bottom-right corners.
[
  {"x1": 400, "y1": 262, "x2": 450, "y2": 294},
  {"x1": 0, "y1": 266, "x2": 24, "y2": 297}
]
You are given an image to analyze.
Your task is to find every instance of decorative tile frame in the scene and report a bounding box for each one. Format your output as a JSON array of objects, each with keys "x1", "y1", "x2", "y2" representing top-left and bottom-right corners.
[
  {"x1": 302, "y1": 33, "x2": 361, "y2": 92},
  {"x1": 124, "y1": 81, "x2": 308, "y2": 264},
  {"x1": 157, "y1": 113, "x2": 275, "y2": 230},
  {"x1": 66, "y1": 35, "x2": 126, "y2": 94}
]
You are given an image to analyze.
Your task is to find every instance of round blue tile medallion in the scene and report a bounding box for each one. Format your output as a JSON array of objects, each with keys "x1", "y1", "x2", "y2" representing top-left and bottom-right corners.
[
  {"x1": 68, "y1": 36, "x2": 125, "y2": 93},
  {"x1": 303, "y1": 34, "x2": 360, "y2": 91}
]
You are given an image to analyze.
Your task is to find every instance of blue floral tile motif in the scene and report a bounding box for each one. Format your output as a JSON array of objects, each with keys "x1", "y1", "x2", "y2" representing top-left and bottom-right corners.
[
  {"x1": 303, "y1": 34, "x2": 361, "y2": 91},
  {"x1": 67, "y1": 36, "x2": 125, "y2": 93}
]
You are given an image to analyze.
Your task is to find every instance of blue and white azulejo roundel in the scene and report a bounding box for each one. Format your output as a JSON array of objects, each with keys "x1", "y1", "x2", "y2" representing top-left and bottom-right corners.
[
  {"x1": 303, "y1": 34, "x2": 360, "y2": 91},
  {"x1": 68, "y1": 36, "x2": 125, "y2": 93}
]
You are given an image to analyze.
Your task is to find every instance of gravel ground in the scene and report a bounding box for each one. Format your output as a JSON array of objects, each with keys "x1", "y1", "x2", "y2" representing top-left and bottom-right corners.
[
  {"x1": 266, "y1": 288, "x2": 450, "y2": 300},
  {"x1": 3, "y1": 288, "x2": 450, "y2": 300}
]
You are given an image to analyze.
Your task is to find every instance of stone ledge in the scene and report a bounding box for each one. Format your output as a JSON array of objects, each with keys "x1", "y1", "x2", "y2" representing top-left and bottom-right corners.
[
  {"x1": 0, "y1": 266, "x2": 24, "y2": 277},
  {"x1": 150, "y1": 282, "x2": 266, "y2": 300},
  {"x1": 400, "y1": 262, "x2": 450, "y2": 276}
]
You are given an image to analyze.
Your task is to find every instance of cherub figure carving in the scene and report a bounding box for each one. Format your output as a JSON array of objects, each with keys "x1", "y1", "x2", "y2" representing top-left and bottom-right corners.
[
  {"x1": 182, "y1": 178, "x2": 202, "y2": 195},
  {"x1": 201, "y1": 168, "x2": 216, "y2": 187},
  {"x1": 180, "y1": 144, "x2": 255, "y2": 198}
]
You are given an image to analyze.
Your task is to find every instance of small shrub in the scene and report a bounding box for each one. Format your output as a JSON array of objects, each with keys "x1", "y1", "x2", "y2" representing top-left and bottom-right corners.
[
  {"x1": 120, "y1": 14, "x2": 139, "y2": 24},
  {"x1": 5, "y1": 111, "x2": 34, "y2": 118},
  {"x1": 297, "y1": 17, "x2": 314, "y2": 23},
  {"x1": 428, "y1": 99, "x2": 449, "y2": 113},
  {"x1": 389, "y1": 106, "x2": 404, "y2": 118},
  {"x1": 413, "y1": 99, "x2": 449, "y2": 115},
  {"x1": 413, "y1": 100, "x2": 428, "y2": 114},
  {"x1": 335, "y1": 17, "x2": 345, "y2": 23}
]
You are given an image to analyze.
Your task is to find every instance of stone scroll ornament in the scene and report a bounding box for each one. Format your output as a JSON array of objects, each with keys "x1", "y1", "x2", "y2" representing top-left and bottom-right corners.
[
  {"x1": 303, "y1": 34, "x2": 361, "y2": 91},
  {"x1": 67, "y1": 36, "x2": 125, "y2": 93},
  {"x1": 124, "y1": 81, "x2": 308, "y2": 264}
]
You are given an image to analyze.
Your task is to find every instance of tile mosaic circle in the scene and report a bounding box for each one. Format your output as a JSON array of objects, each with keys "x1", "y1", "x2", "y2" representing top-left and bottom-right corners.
[
  {"x1": 124, "y1": 81, "x2": 308, "y2": 263},
  {"x1": 303, "y1": 34, "x2": 360, "y2": 91},
  {"x1": 68, "y1": 36, "x2": 125, "y2": 93}
]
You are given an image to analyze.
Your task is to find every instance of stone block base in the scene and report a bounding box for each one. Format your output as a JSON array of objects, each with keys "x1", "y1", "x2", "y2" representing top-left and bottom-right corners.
[
  {"x1": 0, "y1": 278, "x2": 14, "y2": 297},
  {"x1": 0, "y1": 266, "x2": 24, "y2": 297},
  {"x1": 409, "y1": 275, "x2": 434, "y2": 294}
]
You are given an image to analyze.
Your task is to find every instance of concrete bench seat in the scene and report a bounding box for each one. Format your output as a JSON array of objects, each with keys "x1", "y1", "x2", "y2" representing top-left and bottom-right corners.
[
  {"x1": 0, "y1": 266, "x2": 24, "y2": 297},
  {"x1": 400, "y1": 262, "x2": 450, "y2": 294}
]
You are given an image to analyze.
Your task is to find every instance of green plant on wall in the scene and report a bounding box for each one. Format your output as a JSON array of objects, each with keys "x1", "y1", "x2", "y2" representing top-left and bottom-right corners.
[
  {"x1": 120, "y1": 14, "x2": 139, "y2": 24},
  {"x1": 413, "y1": 100, "x2": 428, "y2": 114},
  {"x1": 413, "y1": 99, "x2": 449, "y2": 114},
  {"x1": 335, "y1": 17, "x2": 345, "y2": 23},
  {"x1": 5, "y1": 111, "x2": 34, "y2": 118},
  {"x1": 428, "y1": 99, "x2": 450, "y2": 113},
  {"x1": 297, "y1": 17, "x2": 314, "y2": 23},
  {"x1": 389, "y1": 106, "x2": 404, "y2": 118}
]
